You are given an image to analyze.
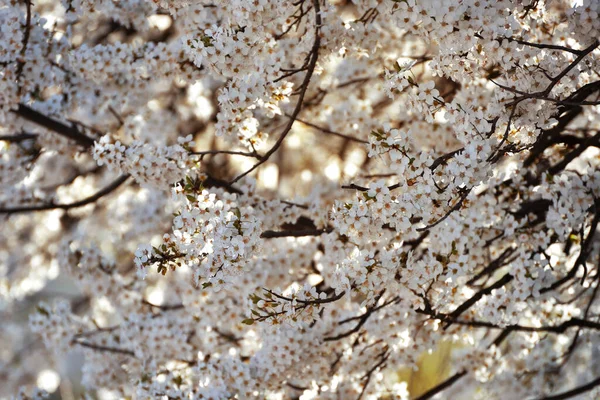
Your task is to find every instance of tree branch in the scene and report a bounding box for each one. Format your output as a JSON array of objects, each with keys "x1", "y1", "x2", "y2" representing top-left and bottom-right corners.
[
  {"x1": 0, "y1": 175, "x2": 130, "y2": 214},
  {"x1": 71, "y1": 339, "x2": 135, "y2": 357},
  {"x1": 14, "y1": 104, "x2": 96, "y2": 148},
  {"x1": 443, "y1": 273, "x2": 513, "y2": 329},
  {"x1": 536, "y1": 375, "x2": 600, "y2": 400},
  {"x1": 260, "y1": 227, "x2": 333, "y2": 238},
  {"x1": 291, "y1": 115, "x2": 368, "y2": 144},
  {"x1": 414, "y1": 371, "x2": 467, "y2": 400},
  {"x1": 230, "y1": 0, "x2": 322, "y2": 184}
]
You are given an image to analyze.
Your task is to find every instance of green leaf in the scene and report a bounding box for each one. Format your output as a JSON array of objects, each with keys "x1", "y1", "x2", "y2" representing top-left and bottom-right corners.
[
  {"x1": 201, "y1": 35, "x2": 214, "y2": 47},
  {"x1": 36, "y1": 306, "x2": 50, "y2": 316},
  {"x1": 241, "y1": 318, "x2": 255, "y2": 325},
  {"x1": 362, "y1": 192, "x2": 376, "y2": 201},
  {"x1": 250, "y1": 294, "x2": 262, "y2": 304},
  {"x1": 140, "y1": 373, "x2": 151, "y2": 383}
]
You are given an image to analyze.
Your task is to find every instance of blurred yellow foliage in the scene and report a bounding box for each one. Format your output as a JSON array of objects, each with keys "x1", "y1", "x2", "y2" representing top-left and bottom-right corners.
[{"x1": 395, "y1": 340, "x2": 454, "y2": 398}]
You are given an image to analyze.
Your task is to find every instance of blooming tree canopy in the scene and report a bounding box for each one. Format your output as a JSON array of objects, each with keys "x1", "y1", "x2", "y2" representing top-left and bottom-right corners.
[{"x1": 2, "y1": 0, "x2": 600, "y2": 399}]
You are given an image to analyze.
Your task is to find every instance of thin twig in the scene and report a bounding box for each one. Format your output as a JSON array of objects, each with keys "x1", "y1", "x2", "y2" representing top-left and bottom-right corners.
[
  {"x1": 260, "y1": 227, "x2": 333, "y2": 238},
  {"x1": 14, "y1": 104, "x2": 96, "y2": 148},
  {"x1": 291, "y1": 115, "x2": 368, "y2": 144},
  {"x1": 230, "y1": 0, "x2": 322, "y2": 184},
  {"x1": 414, "y1": 371, "x2": 467, "y2": 400},
  {"x1": 71, "y1": 340, "x2": 135, "y2": 357},
  {"x1": 0, "y1": 175, "x2": 130, "y2": 213},
  {"x1": 535, "y1": 375, "x2": 600, "y2": 400}
]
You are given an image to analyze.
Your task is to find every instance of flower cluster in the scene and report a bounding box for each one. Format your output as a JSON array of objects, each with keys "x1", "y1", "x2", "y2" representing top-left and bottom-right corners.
[
  {"x1": 69, "y1": 41, "x2": 187, "y2": 84},
  {"x1": 92, "y1": 135, "x2": 196, "y2": 187},
  {"x1": 135, "y1": 181, "x2": 262, "y2": 286},
  {"x1": 2, "y1": 0, "x2": 600, "y2": 399}
]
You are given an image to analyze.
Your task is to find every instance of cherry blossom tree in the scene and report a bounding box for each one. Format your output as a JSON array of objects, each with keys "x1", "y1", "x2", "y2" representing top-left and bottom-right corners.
[{"x1": 2, "y1": 0, "x2": 600, "y2": 399}]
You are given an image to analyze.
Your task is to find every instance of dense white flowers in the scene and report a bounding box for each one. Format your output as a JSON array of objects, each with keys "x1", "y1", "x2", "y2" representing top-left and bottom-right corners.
[
  {"x1": 2, "y1": 0, "x2": 600, "y2": 399},
  {"x1": 135, "y1": 184, "x2": 263, "y2": 286},
  {"x1": 92, "y1": 134, "x2": 196, "y2": 187}
]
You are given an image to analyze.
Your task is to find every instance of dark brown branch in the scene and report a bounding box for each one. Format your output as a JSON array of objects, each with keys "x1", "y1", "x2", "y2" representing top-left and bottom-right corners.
[
  {"x1": 324, "y1": 293, "x2": 396, "y2": 342},
  {"x1": 14, "y1": 104, "x2": 96, "y2": 148},
  {"x1": 524, "y1": 106, "x2": 584, "y2": 167},
  {"x1": 342, "y1": 182, "x2": 402, "y2": 192},
  {"x1": 230, "y1": 0, "x2": 321, "y2": 184},
  {"x1": 404, "y1": 230, "x2": 430, "y2": 250},
  {"x1": 511, "y1": 198, "x2": 552, "y2": 219},
  {"x1": 213, "y1": 328, "x2": 242, "y2": 343},
  {"x1": 72, "y1": 339, "x2": 135, "y2": 357},
  {"x1": 292, "y1": 115, "x2": 369, "y2": 144},
  {"x1": 274, "y1": 0, "x2": 311, "y2": 41},
  {"x1": 357, "y1": 350, "x2": 389, "y2": 400},
  {"x1": 0, "y1": 132, "x2": 37, "y2": 142},
  {"x1": 414, "y1": 371, "x2": 467, "y2": 400},
  {"x1": 107, "y1": 105, "x2": 124, "y2": 126},
  {"x1": 17, "y1": 104, "x2": 241, "y2": 199},
  {"x1": 542, "y1": 39, "x2": 599, "y2": 97},
  {"x1": 454, "y1": 317, "x2": 600, "y2": 333},
  {"x1": 561, "y1": 276, "x2": 600, "y2": 365},
  {"x1": 491, "y1": 40, "x2": 599, "y2": 164},
  {"x1": 142, "y1": 300, "x2": 185, "y2": 310},
  {"x1": 286, "y1": 382, "x2": 309, "y2": 391},
  {"x1": 504, "y1": 39, "x2": 600, "y2": 108},
  {"x1": 542, "y1": 202, "x2": 600, "y2": 292},
  {"x1": 546, "y1": 131, "x2": 600, "y2": 176},
  {"x1": 342, "y1": 183, "x2": 369, "y2": 191},
  {"x1": 0, "y1": 175, "x2": 130, "y2": 213},
  {"x1": 443, "y1": 273, "x2": 513, "y2": 329},
  {"x1": 417, "y1": 188, "x2": 472, "y2": 232},
  {"x1": 260, "y1": 227, "x2": 333, "y2": 238},
  {"x1": 191, "y1": 149, "x2": 261, "y2": 159},
  {"x1": 430, "y1": 148, "x2": 463, "y2": 171},
  {"x1": 504, "y1": 37, "x2": 584, "y2": 55},
  {"x1": 467, "y1": 247, "x2": 515, "y2": 285},
  {"x1": 202, "y1": 175, "x2": 243, "y2": 195},
  {"x1": 564, "y1": 80, "x2": 600, "y2": 105},
  {"x1": 343, "y1": 147, "x2": 467, "y2": 194},
  {"x1": 16, "y1": 0, "x2": 32, "y2": 92},
  {"x1": 536, "y1": 375, "x2": 600, "y2": 400},
  {"x1": 280, "y1": 199, "x2": 309, "y2": 209},
  {"x1": 263, "y1": 288, "x2": 345, "y2": 305},
  {"x1": 73, "y1": 326, "x2": 119, "y2": 339}
]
